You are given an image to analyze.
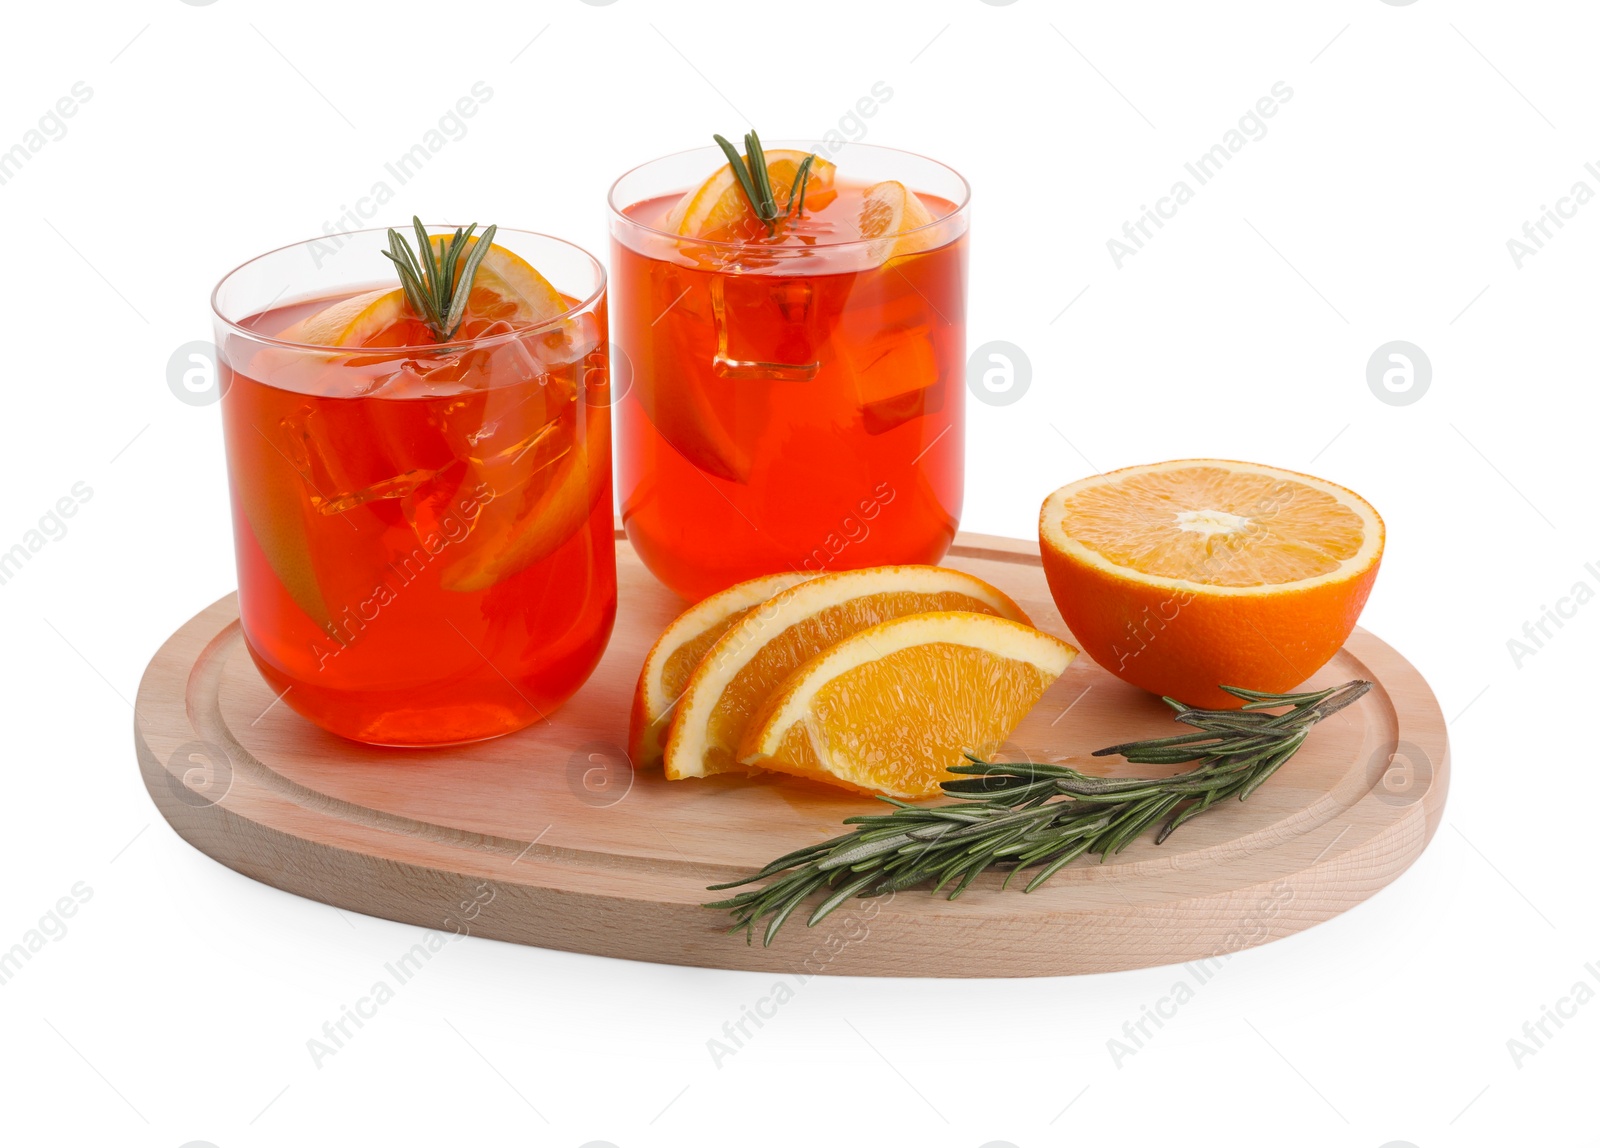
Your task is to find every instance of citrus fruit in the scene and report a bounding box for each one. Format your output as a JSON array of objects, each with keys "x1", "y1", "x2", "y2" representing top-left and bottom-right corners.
[
  {"x1": 435, "y1": 234, "x2": 567, "y2": 332},
  {"x1": 663, "y1": 566, "x2": 1030, "y2": 780},
  {"x1": 628, "y1": 571, "x2": 816, "y2": 769},
  {"x1": 625, "y1": 314, "x2": 754, "y2": 485},
  {"x1": 738, "y1": 611, "x2": 1076, "y2": 798},
  {"x1": 278, "y1": 287, "x2": 411, "y2": 348},
  {"x1": 859, "y1": 179, "x2": 937, "y2": 261},
  {"x1": 223, "y1": 408, "x2": 333, "y2": 632},
  {"x1": 436, "y1": 404, "x2": 607, "y2": 593},
  {"x1": 1038, "y1": 459, "x2": 1384, "y2": 709},
  {"x1": 279, "y1": 235, "x2": 567, "y2": 348},
  {"x1": 665, "y1": 149, "x2": 838, "y2": 239}
]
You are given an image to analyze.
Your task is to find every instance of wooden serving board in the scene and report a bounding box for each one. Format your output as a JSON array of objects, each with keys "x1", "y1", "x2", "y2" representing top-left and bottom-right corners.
[{"x1": 135, "y1": 530, "x2": 1448, "y2": 977}]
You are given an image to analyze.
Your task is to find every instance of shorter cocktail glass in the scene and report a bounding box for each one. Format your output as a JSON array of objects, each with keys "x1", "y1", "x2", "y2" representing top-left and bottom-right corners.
[{"x1": 210, "y1": 226, "x2": 615, "y2": 745}]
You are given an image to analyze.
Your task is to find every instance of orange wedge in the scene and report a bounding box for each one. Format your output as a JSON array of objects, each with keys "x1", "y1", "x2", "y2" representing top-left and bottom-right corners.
[
  {"x1": 663, "y1": 565, "x2": 1030, "y2": 781},
  {"x1": 859, "y1": 179, "x2": 937, "y2": 261},
  {"x1": 739, "y1": 612, "x2": 1076, "y2": 798},
  {"x1": 665, "y1": 150, "x2": 838, "y2": 240},
  {"x1": 1039, "y1": 459, "x2": 1384, "y2": 709},
  {"x1": 628, "y1": 571, "x2": 816, "y2": 769}
]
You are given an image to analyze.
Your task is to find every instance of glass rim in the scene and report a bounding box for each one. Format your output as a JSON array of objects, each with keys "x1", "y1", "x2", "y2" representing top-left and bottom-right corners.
[
  {"x1": 209, "y1": 225, "x2": 608, "y2": 354},
  {"x1": 606, "y1": 140, "x2": 971, "y2": 251}
]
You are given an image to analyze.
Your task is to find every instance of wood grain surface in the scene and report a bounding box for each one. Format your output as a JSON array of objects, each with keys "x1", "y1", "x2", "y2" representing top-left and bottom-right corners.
[{"x1": 134, "y1": 529, "x2": 1449, "y2": 977}]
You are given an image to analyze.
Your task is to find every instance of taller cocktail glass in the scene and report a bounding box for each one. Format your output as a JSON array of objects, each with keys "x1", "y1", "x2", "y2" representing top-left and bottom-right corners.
[
  {"x1": 211, "y1": 226, "x2": 615, "y2": 746},
  {"x1": 610, "y1": 140, "x2": 969, "y2": 601}
]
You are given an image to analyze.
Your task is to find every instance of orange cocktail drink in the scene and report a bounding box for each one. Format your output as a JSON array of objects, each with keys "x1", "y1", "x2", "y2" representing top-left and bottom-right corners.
[{"x1": 610, "y1": 138, "x2": 969, "y2": 600}]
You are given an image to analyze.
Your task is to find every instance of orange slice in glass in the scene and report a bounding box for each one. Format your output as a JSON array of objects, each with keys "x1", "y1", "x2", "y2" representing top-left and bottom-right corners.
[
  {"x1": 439, "y1": 234, "x2": 568, "y2": 334},
  {"x1": 223, "y1": 405, "x2": 334, "y2": 633},
  {"x1": 279, "y1": 236, "x2": 566, "y2": 348},
  {"x1": 738, "y1": 611, "x2": 1075, "y2": 798},
  {"x1": 666, "y1": 150, "x2": 838, "y2": 240},
  {"x1": 859, "y1": 179, "x2": 937, "y2": 262},
  {"x1": 278, "y1": 287, "x2": 411, "y2": 348},
  {"x1": 435, "y1": 450, "x2": 594, "y2": 592},
  {"x1": 663, "y1": 566, "x2": 1031, "y2": 780}
]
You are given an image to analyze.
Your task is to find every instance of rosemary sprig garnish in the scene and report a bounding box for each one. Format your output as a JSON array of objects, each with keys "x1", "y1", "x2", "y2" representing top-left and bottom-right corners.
[
  {"x1": 379, "y1": 216, "x2": 498, "y2": 342},
  {"x1": 707, "y1": 680, "x2": 1373, "y2": 945},
  {"x1": 712, "y1": 129, "x2": 818, "y2": 236}
]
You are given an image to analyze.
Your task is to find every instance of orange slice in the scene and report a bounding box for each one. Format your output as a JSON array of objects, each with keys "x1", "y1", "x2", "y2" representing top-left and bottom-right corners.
[
  {"x1": 663, "y1": 566, "x2": 1031, "y2": 781},
  {"x1": 279, "y1": 235, "x2": 566, "y2": 348},
  {"x1": 436, "y1": 450, "x2": 588, "y2": 592},
  {"x1": 437, "y1": 235, "x2": 567, "y2": 335},
  {"x1": 628, "y1": 313, "x2": 754, "y2": 484},
  {"x1": 1039, "y1": 459, "x2": 1385, "y2": 709},
  {"x1": 859, "y1": 179, "x2": 937, "y2": 261},
  {"x1": 278, "y1": 287, "x2": 410, "y2": 348},
  {"x1": 223, "y1": 402, "x2": 333, "y2": 633},
  {"x1": 628, "y1": 571, "x2": 816, "y2": 769},
  {"x1": 739, "y1": 611, "x2": 1076, "y2": 798},
  {"x1": 665, "y1": 150, "x2": 838, "y2": 239}
]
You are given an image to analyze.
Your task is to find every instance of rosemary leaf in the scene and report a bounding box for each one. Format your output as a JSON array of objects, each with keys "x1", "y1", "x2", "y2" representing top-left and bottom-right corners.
[
  {"x1": 709, "y1": 128, "x2": 819, "y2": 236},
  {"x1": 445, "y1": 223, "x2": 497, "y2": 338},
  {"x1": 786, "y1": 153, "x2": 816, "y2": 215},
  {"x1": 379, "y1": 216, "x2": 499, "y2": 343}
]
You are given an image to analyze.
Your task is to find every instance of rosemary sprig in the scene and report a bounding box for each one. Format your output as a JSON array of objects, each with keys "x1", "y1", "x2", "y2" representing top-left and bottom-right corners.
[
  {"x1": 379, "y1": 216, "x2": 498, "y2": 342},
  {"x1": 711, "y1": 130, "x2": 818, "y2": 236},
  {"x1": 706, "y1": 680, "x2": 1373, "y2": 945}
]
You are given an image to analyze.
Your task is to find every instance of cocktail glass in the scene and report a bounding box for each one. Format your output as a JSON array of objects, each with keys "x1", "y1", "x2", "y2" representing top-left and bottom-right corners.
[{"x1": 210, "y1": 228, "x2": 615, "y2": 745}]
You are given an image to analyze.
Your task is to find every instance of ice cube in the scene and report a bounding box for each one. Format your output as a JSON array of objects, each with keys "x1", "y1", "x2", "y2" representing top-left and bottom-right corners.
[
  {"x1": 269, "y1": 338, "x2": 549, "y2": 523},
  {"x1": 276, "y1": 399, "x2": 436, "y2": 518},
  {"x1": 653, "y1": 261, "x2": 711, "y2": 324},
  {"x1": 711, "y1": 274, "x2": 820, "y2": 381}
]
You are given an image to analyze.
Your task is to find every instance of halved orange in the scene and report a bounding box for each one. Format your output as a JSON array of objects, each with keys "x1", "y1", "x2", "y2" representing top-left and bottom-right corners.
[
  {"x1": 665, "y1": 149, "x2": 838, "y2": 240},
  {"x1": 628, "y1": 571, "x2": 817, "y2": 769},
  {"x1": 1039, "y1": 459, "x2": 1384, "y2": 708},
  {"x1": 663, "y1": 566, "x2": 1031, "y2": 780},
  {"x1": 739, "y1": 611, "x2": 1076, "y2": 798}
]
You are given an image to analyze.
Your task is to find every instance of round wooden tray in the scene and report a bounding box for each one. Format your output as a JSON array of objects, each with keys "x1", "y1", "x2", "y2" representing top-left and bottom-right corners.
[{"x1": 134, "y1": 530, "x2": 1448, "y2": 977}]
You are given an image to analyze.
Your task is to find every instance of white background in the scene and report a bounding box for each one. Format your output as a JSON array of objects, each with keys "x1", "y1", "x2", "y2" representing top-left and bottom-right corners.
[{"x1": 2, "y1": 1, "x2": 1594, "y2": 1145}]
